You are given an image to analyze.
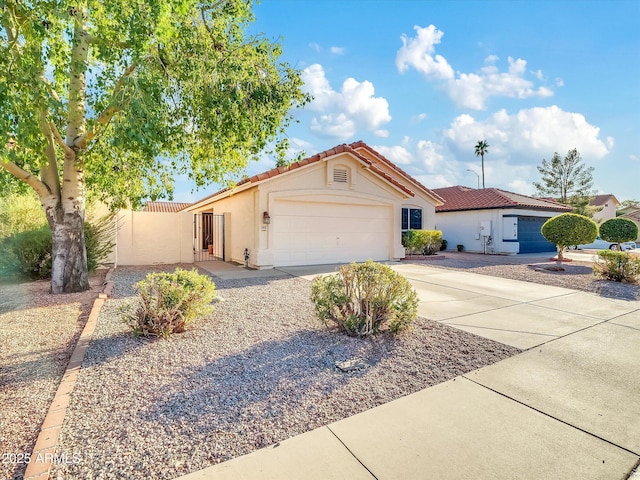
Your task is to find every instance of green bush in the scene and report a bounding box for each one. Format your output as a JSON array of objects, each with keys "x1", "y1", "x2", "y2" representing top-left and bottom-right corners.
[
  {"x1": 0, "y1": 215, "x2": 116, "y2": 280},
  {"x1": 311, "y1": 260, "x2": 418, "y2": 337},
  {"x1": 123, "y1": 268, "x2": 217, "y2": 338},
  {"x1": 593, "y1": 250, "x2": 640, "y2": 283},
  {"x1": 402, "y1": 229, "x2": 443, "y2": 255},
  {"x1": 541, "y1": 213, "x2": 597, "y2": 260},
  {"x1": 599, "y1": 218, "x2": 638, "y2": 249},
  {"x1": 0, "y1": 193, "x2": 46, "y2": 240},
  {"x1": 0, "y1": 225, "x2": 53, "y2": 279}
]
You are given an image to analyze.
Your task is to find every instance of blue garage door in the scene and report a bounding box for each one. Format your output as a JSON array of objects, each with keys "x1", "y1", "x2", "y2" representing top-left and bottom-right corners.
[{"x1": 517, "y1": 216, "x2": 556, "y2": 253}]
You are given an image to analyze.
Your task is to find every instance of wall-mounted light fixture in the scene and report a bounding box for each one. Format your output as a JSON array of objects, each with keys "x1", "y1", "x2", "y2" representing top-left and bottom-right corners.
[{"x1": 263, "y1": 211, "x2": 271, "y2": 224}]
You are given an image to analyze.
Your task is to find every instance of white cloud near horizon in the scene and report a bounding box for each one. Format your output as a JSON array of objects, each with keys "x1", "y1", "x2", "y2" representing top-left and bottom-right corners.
[
  {"x1": 396, "y1": 25, "x2": 554, "y2": 109},
  {"x1": 302, "y1": 64, "x2": 392, "y2": 141},
  {"x1": 442, "y1": 105, "x2": 611, "y2": 163}
]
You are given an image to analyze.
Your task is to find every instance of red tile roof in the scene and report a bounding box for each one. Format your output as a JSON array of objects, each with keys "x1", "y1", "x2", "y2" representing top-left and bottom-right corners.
[
  {"x1": 143, "y1": 201, "x2": 192, "y2": 213},
  {"x1": 433, "y1": 186, "x2": 573, "y2": 213},
  {"x1": 185, "y1": 142, "x2": 443, "y2": 210}
]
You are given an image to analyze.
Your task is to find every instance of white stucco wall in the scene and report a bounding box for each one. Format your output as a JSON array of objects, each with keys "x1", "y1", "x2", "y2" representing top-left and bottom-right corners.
[
  {"x1": 116, "y1": 210, "x2": 193, "y2": 265},
  {"x1": 435, "y1": 208, "x2": 560, "y2": 254},
  {"x1": 593, "y1": 199, "x2": 618, "y2": 222}
]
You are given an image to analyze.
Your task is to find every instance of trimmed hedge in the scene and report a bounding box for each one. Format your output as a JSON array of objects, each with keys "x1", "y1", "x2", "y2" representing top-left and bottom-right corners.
[
  {"x1": 541, "y1": 213, "x2": 597, "y2": 259},
  {"x1": 402, "y1": 229, "x2": 443, "y2": 255},
  {"x1": 599, "y1": 218, "x2": 638, "y2": 247}
]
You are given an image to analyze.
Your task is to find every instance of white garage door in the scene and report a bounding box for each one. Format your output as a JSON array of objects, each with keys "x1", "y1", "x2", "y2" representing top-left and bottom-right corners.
[{"x1": 272, "y1": 199, "x2": 392, "y2": 267}]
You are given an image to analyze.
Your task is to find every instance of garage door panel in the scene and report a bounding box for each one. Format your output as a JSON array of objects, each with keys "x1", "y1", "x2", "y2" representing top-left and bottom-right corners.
[{"x1": 272, "y1": 200, "x2": 392, "y2": 266}]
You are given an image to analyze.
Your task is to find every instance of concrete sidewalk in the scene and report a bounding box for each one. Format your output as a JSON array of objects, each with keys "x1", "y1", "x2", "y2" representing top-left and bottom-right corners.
[{"x1": 179, "y1": 263, "x2": 640, "y2": 480}]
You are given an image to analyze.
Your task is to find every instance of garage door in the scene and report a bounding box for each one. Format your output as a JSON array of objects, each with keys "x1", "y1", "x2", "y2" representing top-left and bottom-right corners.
[
  {"x1": 517, "y1": 216, "x2": 556, "y2": 253},
  {"x1": 272, "y1": 199, "x2": 392, "y2": 266}
]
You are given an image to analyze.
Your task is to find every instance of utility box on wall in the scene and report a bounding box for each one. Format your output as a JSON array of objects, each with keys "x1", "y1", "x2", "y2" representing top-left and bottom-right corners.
[
  {"x1": 480, "y1": 221, "x2": 492, "y2": 236},
  {"x1": 503, "y1": 217, "x2": 518, "y2": 240}
]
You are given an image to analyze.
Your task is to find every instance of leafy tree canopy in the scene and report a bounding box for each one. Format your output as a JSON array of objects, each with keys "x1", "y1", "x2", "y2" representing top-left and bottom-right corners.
[
  {"x1": 541, "y1": 213, "x2": 597, "y2": 260},
  {"x1": 1, "y1": 0, "x2": 309, "y2": 210},
  {"x1": 533, "y1": 149, "x2": 595, "y2": 213}
]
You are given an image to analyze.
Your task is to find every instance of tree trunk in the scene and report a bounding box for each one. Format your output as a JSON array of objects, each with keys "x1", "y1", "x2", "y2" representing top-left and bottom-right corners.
[
  {"x1": 481, "y1": 154, "x2": 485, "y2": 188},
  {"x1": 44, "y1": 198, "x2": 90, "y2": 294}
]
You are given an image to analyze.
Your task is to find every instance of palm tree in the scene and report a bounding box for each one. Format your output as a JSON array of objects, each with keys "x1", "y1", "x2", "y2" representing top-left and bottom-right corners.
[{"x1": 474, "y1": 140, "x2": 489, "y2": 188}]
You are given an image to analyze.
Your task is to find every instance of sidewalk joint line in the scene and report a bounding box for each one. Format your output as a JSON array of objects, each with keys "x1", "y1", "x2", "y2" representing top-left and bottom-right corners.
[
  {"x1": 463, "y1": 377, "x2": 640, "y2": 457},
  {"x1": 326, "y1": 426, "x2": 380, "y2": 480}
]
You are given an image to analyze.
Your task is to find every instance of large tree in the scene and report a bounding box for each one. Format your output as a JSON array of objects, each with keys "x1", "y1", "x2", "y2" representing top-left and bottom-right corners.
[
  {"x1": 1, "y1": 0, "x2": 308, "y2": 293},
  {"x1": 474, "y1": 140, "x2": 489, "y2": 188},
  {"x1": 533, "y1": 149, "x2": 595, "y2": 209}
]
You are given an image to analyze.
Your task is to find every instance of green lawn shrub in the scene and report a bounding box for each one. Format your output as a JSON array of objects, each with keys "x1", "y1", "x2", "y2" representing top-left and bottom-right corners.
[
  {"x1": 541, "y1": 213, "x2": 597, "y2": 260},
  {"x1": 311, "y1": 260, "x2": 418, "y2": 337},
  {"x1": 593, "y1": 251, "x2": 640, "y2": 283},
  {"x1": 402, "y1": 229, "x2": 443, "y2": 255},
  {"x1": 123, "y1": 268, "x2": 217, "y2": 338},
  {"x1": 599, "y1": 218, "x2": 639, "y2": 250}
]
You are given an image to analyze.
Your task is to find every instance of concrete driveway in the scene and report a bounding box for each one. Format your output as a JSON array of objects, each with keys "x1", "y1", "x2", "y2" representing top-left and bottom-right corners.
[{"x1": 183, "y1": 262, "x2": 640, "y2": 480}]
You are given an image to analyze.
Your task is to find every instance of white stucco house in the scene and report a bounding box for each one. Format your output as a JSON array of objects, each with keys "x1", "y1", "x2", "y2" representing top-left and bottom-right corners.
[
  {"x1": 589, "y1": 194, "x2": 620, "y2": 222},
  {"x1": 432, "y1": 186, "x2": 572, "y2": 254},
  {"x1": 175, "y1": 141, "x2": 444, "y2": 268}
]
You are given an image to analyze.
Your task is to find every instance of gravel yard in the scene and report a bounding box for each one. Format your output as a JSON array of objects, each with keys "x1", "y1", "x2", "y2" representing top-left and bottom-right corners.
[
  {"x1": 0, "y1": 271, "x2": 107, "y2": 480},
  {"x1": 3, "y1": 253, "x2": 638, "y2": 480},
  {"x1": 50, "y1": 265, "x2": 518, "y2": 479}
]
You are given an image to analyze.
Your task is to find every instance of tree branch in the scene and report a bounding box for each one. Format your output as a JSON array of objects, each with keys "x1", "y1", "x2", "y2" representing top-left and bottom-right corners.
[
  {"x1": 72, "y1": 64, "x2": 137, "y2": 150},
  {"x1": 0, "y1": 157, "x2": 50, "y2": 197}
]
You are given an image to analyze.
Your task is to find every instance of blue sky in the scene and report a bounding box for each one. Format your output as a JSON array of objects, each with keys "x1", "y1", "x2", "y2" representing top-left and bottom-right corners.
[{"x1": 174, "y1": 0, "x2": 640, "y2": 203}]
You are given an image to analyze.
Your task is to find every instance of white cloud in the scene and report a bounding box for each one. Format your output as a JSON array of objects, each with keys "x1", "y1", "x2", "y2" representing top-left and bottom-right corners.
[
  {"x1": 396, "y1": 25, "x2": 454, "y2": 80},
  {"x1": 397, "y1": 25, "x2": 553, "y2": 109},
  {"x1": 442, "y1": 105, "x2": 611, "y2": 163},
  {"x1": 309, "y1": 42, "x2": 320, "y2": 53},
  {"x1": 373, "y1": 145, "x2": 414, "y2": 165},
  {"x1": 302, "y1": 64, "x2": 391, "y2": 141},
  {"x1": 411, "y1": 113, "x2": 428, "y2": 123},
  {"x1": 330, "y1": 46, "x2": 346, "y2": 55},
  {"x1": 416, "y1": 140, "x2": 444, "y2": 173},
  {"x1": 507, "y1": 178, "x2": 535, "y2": 195},
  {"x1": 446, "y1": 57, "x2": 554, "y2": 109},
  {"x1": 374, "y1": 129, "x2": 390, "y2": 138},
  {"x1": 630, "y1": 154, "x2": 638, "y2": 162}
]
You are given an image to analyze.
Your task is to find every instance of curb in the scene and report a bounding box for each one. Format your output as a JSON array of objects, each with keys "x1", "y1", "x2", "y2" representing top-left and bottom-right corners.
[{"x1": 23, "y1": 267, "x2": 115, "y2": 480}]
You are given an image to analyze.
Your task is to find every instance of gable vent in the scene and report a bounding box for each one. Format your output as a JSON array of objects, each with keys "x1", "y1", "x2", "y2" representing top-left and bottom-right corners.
[{"x1": 333, "y1": 168, "x2": 348, "y2": 183}]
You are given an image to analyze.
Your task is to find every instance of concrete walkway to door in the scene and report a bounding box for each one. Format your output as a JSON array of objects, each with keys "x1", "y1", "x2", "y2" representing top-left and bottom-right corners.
[{"x1": 182, "y1": 262, "x2": 640, "y2": 480}]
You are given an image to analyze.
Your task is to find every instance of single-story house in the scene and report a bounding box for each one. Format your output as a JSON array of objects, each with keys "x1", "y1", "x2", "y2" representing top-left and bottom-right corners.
[
  {"x1": 432, "y1": 186, "x2": 572, "y2": 254},
  {"x1": 590, "y1": 194, "x2": 620, "y2": 222},
  {"x1": 179, "y1": 141, "x2": 444, "y2": 268}
]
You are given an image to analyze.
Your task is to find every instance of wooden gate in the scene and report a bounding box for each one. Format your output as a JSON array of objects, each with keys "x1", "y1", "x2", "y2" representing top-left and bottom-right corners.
[{"x1": 193, "y1": 213, "x2": 225, "y2": 262}]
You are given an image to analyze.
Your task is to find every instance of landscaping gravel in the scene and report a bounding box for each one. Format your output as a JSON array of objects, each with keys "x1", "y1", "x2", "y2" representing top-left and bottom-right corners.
[
  {"x1": 50, "y1": 265, "x2": 519, "y2": 480},
  {"x1": 0, "y1": 273, "x2": 106, "y2": 480}
]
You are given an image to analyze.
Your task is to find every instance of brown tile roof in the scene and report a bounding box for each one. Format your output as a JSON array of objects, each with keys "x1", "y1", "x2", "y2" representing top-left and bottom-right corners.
[
  {"x1": 143, "y1": 201, "x2": 192, "y2": 213},
  {"x1": 432, "y1": 186, "x2": 573, "y2": 213},
  {"x1": 186, "y1": 142, "x2": 442, "y2": 210},
  {"x1": 621, "y1": 207, "x2": 640, "y2": 222},
  {"x1": 589, "y1": 194, "x2": 620, "y2": 207}
]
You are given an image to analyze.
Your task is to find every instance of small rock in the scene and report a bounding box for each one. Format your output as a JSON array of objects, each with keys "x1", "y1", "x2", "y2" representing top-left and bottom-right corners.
[{"x1": 335, "y1": 358, "x2": 369, "y2": 372}]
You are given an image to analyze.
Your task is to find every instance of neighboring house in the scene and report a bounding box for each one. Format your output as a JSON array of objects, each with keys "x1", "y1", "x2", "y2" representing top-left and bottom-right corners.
[
  {"x1": 432, "y1": 186, "x2": 572, "y2": 254},
  {"x1": 182, "y1": 141, "x2": 444, "y2": 268},
  {"x1": 589, "y1": 194, "x2": 620, "y2": 222},
  {"x1": 142, "y1": 201, "x2": 192, "y2": 213}
]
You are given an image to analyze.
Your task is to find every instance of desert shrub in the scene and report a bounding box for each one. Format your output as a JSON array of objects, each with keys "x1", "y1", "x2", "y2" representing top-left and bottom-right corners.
[
  {"x1": 402, "y1": 229, "x2": 443, "y2": 255},
  {"x1": 541, "y1": 213, "x2": 597, "y2": 260},
  {"x1": 311, "y1": 260, "x2": 418, "y2": 337},
  {"x1": 0, "y1": 225, "x2": 53, "y2": 279},
  {"x1": 599, "y1": 218, "x2": 638, "y2": 250},
  {"x1": 0, "y1": 193, "x2": 46, "y2": 239},
  {"x1": 0, "y1": 215, "x2": 116, "y2": 280},
  {"x1": 123, "y1": 268, "x2": 217, "y2": 338},
  {"x1": 593, "y1": 250, "x2": 640, "y2": 283}
]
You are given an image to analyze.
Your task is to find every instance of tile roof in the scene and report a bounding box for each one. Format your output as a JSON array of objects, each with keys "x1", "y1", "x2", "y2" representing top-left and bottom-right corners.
[
  {"x1": 589, "y1": 194, "x2": 620, "y2": 207},
  {"x1": 185, "y1": 142, "x2": 443, "y2": 210},
  {"x1": 143, "y1": 201, "x2": 192, "y2": 213},
  {"x1": 432, "y1": 186, "x2": 573, "y2": 213}
]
